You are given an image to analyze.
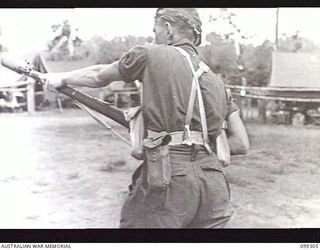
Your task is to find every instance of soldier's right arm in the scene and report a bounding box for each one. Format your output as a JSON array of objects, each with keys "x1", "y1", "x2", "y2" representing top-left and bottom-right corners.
[
  {"x1": 45, "y1": 45, "x2": 149, "y2": 90},
  {"x1": 45, "y1": 61, "x2": 123, "y2": 89}
]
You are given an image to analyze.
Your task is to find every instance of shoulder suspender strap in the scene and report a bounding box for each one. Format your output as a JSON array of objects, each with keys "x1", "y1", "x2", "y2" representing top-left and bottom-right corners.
[
  {"x1": 184, "y1": 62, "x2": 209, "y2": 127},
  {"x1": 174, "y1": 47, "x2": 212, "y2": 153}
]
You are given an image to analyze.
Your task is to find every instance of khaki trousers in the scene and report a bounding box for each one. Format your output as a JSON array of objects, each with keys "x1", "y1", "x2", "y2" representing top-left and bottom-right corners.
[{"x1": 120, "y1": 145, "x2": 233, "y2": 228}]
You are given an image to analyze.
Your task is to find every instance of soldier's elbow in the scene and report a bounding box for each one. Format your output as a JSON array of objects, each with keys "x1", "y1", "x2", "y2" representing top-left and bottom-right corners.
[
  {"x1": 239, "y1": 136, "x2": 250, "y2": 154},
  {"x1": 230, "y1": 137, "x2": 250, "y2": 155},
  {"x1": 240, "y1": 139, "x2": 250, "y2": 155}
]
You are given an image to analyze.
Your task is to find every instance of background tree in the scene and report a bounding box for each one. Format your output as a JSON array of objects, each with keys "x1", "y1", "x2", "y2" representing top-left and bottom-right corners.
[
  {"x1": 241, "y1": 40, "x2": 274, "y2": 86},
  {"x1": 277, "y1": 32, "x2": 320, "y2": 53},
  {"x1": 46, "y1": 20, "x2": 89, "y2": 61},
  {"x1": 199, "y1": 32, "x2": 238, "y2": 85},
  {"x1": 200, "y1": 8, "x2": 254, "y2": 85},
  {"x1": 87, "y1": 35, "x2": 153, "y2": 64},
  {"x1": 200, "y1": 8, "x2": 320, "y2": 87},
  {"x1": 0, "y1": 27, "x2": 8, "y2": 53}
]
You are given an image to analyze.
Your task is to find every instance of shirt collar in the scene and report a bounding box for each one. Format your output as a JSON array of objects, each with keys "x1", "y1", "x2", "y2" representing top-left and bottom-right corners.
[{"x1": 172, "y1": 39, "x2": 198, "y2": 55}]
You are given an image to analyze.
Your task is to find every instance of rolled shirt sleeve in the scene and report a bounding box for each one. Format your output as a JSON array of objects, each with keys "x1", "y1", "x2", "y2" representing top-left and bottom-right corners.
[
  {"x1": 118, "y1": 45, "x2": 149, "y2": 83},
  {"x1": 227, "y1": 95, "x2": 239, "y2": 117}
]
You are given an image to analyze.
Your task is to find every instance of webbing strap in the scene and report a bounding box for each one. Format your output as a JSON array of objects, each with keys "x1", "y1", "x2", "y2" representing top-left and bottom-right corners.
[
  {"x1": 184, "y1": 62, "x2": 207, "y2": 128},
  {"x1": 174, "y1": 47, "x2": 212, "y2": 153}
]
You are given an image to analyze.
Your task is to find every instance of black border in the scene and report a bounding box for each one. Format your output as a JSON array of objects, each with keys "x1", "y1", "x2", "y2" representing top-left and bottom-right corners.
[
  {"x1": 0, "y1": 229, "x2": 320, "y2": 243},
  {"x1": 0, "y1": 0, "x2": 320, "y2": 8},
  {"x1": 1, "y1": 0, "x2": 320, "y2": 244}
]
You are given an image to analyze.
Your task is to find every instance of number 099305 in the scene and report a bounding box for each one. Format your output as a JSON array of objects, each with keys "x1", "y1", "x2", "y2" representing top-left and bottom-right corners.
[{"x1": 300, "y1": 244, "x2": 318, "y2": 248}]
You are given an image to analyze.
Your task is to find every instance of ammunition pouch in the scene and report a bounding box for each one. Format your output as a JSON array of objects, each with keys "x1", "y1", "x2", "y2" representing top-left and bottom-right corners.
[{"x1": 142, "y1": 132, "x2": 172, "y2": 192}]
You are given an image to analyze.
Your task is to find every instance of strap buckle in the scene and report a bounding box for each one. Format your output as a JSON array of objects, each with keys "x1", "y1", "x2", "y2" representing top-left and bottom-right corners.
[
  {"x1": 183, "y1": 124, "x2": 193, "y2": 146},
  {"x1": 198, "y1": 61, "x2": 210, "y2": 73}
]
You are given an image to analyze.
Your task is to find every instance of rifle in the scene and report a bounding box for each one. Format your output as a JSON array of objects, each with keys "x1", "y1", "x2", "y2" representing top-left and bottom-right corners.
[{"x1": 1, "y1": 56, "x2": 129, "y2": 129}]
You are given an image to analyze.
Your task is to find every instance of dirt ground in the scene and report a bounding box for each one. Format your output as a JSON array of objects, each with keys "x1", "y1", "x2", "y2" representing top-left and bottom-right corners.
[{"x1": 0, "y1": 109, "x2": 320, "y2": 228}]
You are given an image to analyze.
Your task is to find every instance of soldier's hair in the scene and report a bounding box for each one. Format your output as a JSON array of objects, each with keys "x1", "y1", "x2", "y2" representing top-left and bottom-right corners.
[{"x1": 155, "y1": 8, "x2": 202, "y2": 46}]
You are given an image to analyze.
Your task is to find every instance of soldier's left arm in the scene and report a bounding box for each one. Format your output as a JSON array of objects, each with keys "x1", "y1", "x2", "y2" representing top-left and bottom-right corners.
[{"x1": 226, "y1": 110, "x2": 250, "y2": 155}]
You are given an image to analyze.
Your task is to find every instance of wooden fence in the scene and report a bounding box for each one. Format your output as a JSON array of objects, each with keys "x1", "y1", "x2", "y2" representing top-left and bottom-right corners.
[
  {"x1": 227, "y1": 85, "x2": 320, "y2": 124},
  {"x1": 0, "y1": 80, "x2": 35, "y2": 113}
]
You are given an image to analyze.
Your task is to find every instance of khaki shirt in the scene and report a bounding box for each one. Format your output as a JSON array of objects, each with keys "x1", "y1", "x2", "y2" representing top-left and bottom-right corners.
[{"x1": 119, "y1": 42, "x2": 237, "y2": 142}]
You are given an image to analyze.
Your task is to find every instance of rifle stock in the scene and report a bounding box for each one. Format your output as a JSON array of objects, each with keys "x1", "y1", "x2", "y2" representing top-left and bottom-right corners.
[{"x1": 1, "y1": 55, "x2": 129, "y2": 128}]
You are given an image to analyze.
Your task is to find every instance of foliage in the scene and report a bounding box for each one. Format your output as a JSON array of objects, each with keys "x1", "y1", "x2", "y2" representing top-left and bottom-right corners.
[
  {"x1": 0, "y1": 27, "x2": 8, "y2": 53},
  {"x1": 199, "y1": 31, "x2": 320, "y2": 87},
  {"x1": 87, "y1": 35, "x2": 153, "y2": 64},
  {"x1": 46, "y1": 20, "x2": 90, "y2": 61},
  {"x1": 44, "y1": 10, "x2": 320, "y2": 87},
  {"x1": 201, "y1": 8, "x2": 320, "y2": 87},
  {"x1": 200, "y1": 8, "x2": 270, "y2": 86},
  {"x1": 278, "y1": 34, "x2": 320, "y2": 53},
  {"x1": 242, "y1": 40, "x2": 274, "y2": 86},
  {"x1": 198, "y1": 32, "x2": 274, "y2": 86},
  {"x1": 85, "y1": 28, "x2": 320, "y2": 87},
  {"x1": 199, "y1": 32, "x2": 238, "y2": 84}
]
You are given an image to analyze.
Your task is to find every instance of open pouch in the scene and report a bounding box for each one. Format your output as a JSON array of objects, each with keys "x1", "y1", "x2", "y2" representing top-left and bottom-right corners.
[
  {"x1": 216, "y1": 128, "x2": 231, "y2": 167},
  {"x1": 124, "y1": 106, "x2": 145, "y2": 160}
]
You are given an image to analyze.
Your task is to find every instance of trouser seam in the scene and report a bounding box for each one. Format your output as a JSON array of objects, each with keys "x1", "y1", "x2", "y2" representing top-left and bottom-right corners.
[{"x1": 190, "y1": 161, "x2": 202, "y2": 223}]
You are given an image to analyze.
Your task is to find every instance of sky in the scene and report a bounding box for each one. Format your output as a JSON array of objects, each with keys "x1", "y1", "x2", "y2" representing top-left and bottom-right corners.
[{"x1": 1, "y1": 8, "x2": 320, "y2": 55}]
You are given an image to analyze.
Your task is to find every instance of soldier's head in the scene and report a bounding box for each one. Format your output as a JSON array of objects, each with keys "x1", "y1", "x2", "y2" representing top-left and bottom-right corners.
[{"x1": 153, "y1": 8, "x2": 202, "y2": 46}]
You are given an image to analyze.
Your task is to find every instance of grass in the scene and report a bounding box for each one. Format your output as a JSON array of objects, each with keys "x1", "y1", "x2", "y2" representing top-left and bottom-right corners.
[
  {"x1": 0, "y1": 110, "x2": 320, "y2": 228},
  {"x1": 224, "y1": 122, "x2": 320, "y2": 227}
]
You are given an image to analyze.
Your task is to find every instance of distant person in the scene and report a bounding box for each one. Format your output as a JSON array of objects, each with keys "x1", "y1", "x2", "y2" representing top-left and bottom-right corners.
[
  {"x1": 44, "y1": 8, "x2": 249, "y2": 228},
  {"x1": 266, "y1": 101, "x2": 279, "y2": 123}
]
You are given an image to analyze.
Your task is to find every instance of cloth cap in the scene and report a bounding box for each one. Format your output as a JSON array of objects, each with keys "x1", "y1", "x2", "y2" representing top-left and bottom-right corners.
[{"x1": 155, "y1": 8, "x2": 202, "y2": 45}]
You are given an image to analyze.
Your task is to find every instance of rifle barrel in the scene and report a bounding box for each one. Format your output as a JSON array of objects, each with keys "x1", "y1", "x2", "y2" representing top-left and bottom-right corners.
[{"x1": 58, "y1": 86, "x2": 129, "y2": 128}]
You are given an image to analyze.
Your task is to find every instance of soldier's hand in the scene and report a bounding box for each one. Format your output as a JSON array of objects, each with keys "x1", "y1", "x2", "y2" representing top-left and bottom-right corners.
[{"x1": 43, "y1": 73, "x2": 66, "y2": 92}]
